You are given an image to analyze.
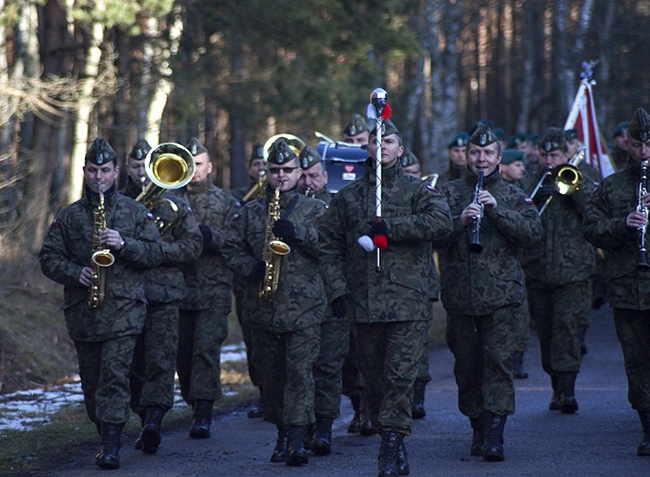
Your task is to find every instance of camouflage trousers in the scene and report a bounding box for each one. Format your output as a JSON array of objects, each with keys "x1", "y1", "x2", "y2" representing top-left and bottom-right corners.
[
  {"x1": 129, "y1": 303, "x2": 179, "y2": 418},
  {"x1": 515, "y1": 297, "x2": 531, "y2": 353},
  {"x1": 416, "y1": 305, "x2": 436, "y2": 382},
  {"x1": 446, "y1": 306, "x2": 518, "y2": 418},
  {"x1": 177, "y1": 306, "x2": 229, "y2": 404},
  {"x1": 353, "y1": 320, "x2": 425, "y2": 435},
  {"x1": 528, "y1": 280, "x2": 588, "y2": 376},
  {"x1": 314, "y1": 320, "x2": 350, "y2": 419},
  {"x1": 75, "y1": 335, "x2": 138, "y2": 425},
  {"x1": 233, "y1": 276, "x2": 262, "y2": 387},
  {"x1": 613, "y1": 309, "x2": 650, "y2": 411},
  {"x1": 341, "y1": 330, "x2": 364, "y2": 401},
  {"x1": 252, "y1": 325, "x2": 320, "y2": 427}
]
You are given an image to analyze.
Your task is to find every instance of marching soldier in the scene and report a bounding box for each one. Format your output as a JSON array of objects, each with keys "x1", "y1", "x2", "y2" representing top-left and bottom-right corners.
[
  {"x1": 434, "y1": 124, "x2": 541, "y2": 462},
  {"x1": 231, "y1": 142, "x2": 268, "y2": 203},
  {"x1": 122, "y1": 139, "x2": 203, "y2": 454},
  {"x1": 319, "y1": 119, "x2": 452, "y2": 476},
  {"x1": 526, "y1": 128, "x2": 598, "y2": 415},
  {"x1": 610, "y1": 121, "x2": 630, "y2": 171},
  {"x1": 174, "y1": 137, "x2": 239, "y2": 439},
  {"x1": 583, "y1": 107, "x2": 650, "y2": 456},
  {"x1": 40, "y1": 138, "x2": 163, "y2": 469},
  {"x1": 437, "y1": 132, "x2": 469, "y2": 186},
  {"x1": 400, "y1": 148, "x2": 422, "y2": 179},
  {"x1": 300, "y1": 145, "x2": 331, "y2": 202},
  {"x1": 224, "y1": 138, "x2": 327, "y2": 466},
  {"x1": 341, "y1": 113, "x2": 371, "y2": 145}
]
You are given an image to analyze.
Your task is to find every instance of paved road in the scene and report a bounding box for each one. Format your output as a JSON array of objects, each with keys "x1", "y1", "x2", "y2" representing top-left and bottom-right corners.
[{"x1": 45, "y1": 304, "x2": 650, "y2": 476}]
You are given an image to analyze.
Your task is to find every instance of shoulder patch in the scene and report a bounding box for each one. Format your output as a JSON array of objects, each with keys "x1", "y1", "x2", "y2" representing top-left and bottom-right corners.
[
  {"x1": 186, "y1": 206, "x2": 194, "y2": 214},
  {"x1": 146, "y1": 212, "x2": 155, "y2": 220},
  {"x1": 426, "y1": 185, "x2": 437, "y2": 192},
  {"x1": 525, "y1": 197, "x2": 534, "y2": 205},
  {"x1": 232, "y1": 213, "x2": 240, "y2": 221}
]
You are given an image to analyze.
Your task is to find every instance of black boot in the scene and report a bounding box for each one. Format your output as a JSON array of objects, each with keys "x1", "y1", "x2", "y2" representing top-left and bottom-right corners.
[
  {"x1": 247, "y1": 390, "x2": 265, "y2": 419},
  {"x1": 286, "y1": 425, "x2": 309, "y2": 466},
  {"x1": 549, "y1": 375, "x2": 561, "y2": 411},
  {"x1": 140, "y1": 405, "x2": 165, "y2": 454},
  {"x1": 512, "y1": 351, "x2": 529, "y2": 379},
  {"x1": 348, "y1": 395, "x2": 361, "y2": 433},
  {"x1": 411, "y1": 379, "x2": 427, "y2": 419},
  {"x1": 397, "y1": 438, "x2": 410, "y2": 476},
  {"x1": 469, "y1": 413, "x2": 486, "y2": 456},
  {"x1": 311, "y1": 417, "x2": 333, "y2": 456},
  {"x1": 189, "y1": 399, "x2": 213, "y2": 438},
  {"x1": 577, "y1": 324, "x2": 588, "y2": 355},
  {"x1": 377, "y1": 431, "x2": 402, "y2": 477},
  {"x1": 270, "y1": 427, "x2": 288, "y2": 463},
  {"x1": 558, "y1": 372, "x2": 579, "y2": 414},
  {"x1": 359, "y1": 394, "x2": 377, "y2": 436},
  {"x1": 637, "y1": 410, "x2": 650, "y2": 456},
  {"x1": 96, "y1": 422, "x2": 124, "y2": 470},
  {"x1": 483, "y1": 413, "x2": 506, "y2": 462}
]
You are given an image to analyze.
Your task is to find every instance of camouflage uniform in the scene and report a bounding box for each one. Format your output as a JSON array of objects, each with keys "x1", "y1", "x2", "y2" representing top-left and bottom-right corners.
[
  {"x1": 437, "y1": 164, "x2": 467, "y2": 187},
  {"x1": 174, "y1": 177, "x2": 239, "y2": 404},
  {"x1": 525, "y1": 163, "x2": 598, "y2": 389},
  {"x1": 39, "y1": 185, "x2": 163, "y2": 425},
  {"x1": 223, "y1": 186, "x2": 327, "y2": 427},
  {"x1": 121, "y1": 179, "x2": 203, "y2": 417},
  {"x1": 435, "y1": 169, "x2": 541, "y2": 419},
  {"x1": 318, "y1": 159, "x2": 452, "y2": 435}
]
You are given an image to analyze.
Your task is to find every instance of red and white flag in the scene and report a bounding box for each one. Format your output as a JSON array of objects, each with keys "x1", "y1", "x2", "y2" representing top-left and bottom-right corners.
[{"x1": 564, "y1": 79, "x2": 616, "y2": 177}]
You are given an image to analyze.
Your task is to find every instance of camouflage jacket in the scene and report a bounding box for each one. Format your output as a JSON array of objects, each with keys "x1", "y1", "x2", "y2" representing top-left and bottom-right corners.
[
  {"x1": 122, "y1": 180, "x2": 203, "y2": 305},
  {"x1": 174, "y1": 177, "x2": 239, "y2": 309},
  {"x1": 437, "y1": 163, "x2": 467, "y2": 187},
  {"x1": 223, "y1": 186, "x2": 327, "y2": 332},
  {"x1": 524, "y1": 163, "x2": 598, "y2": 286},
  {"x1": 583, "y1": 161, "x2": 650, "y2": 309},
  {"x1": 310, "y1": 186, "x2": 332, "y2": 205},
  {"x1": 39, "y1": 185, "x2": 163, "y2": 341},
  {"x1": 318, "y1": 159, "x2": 452, "y2": 323},
  {"x1": 435, "y1": 170, "x2": 541, "y2": 316}
]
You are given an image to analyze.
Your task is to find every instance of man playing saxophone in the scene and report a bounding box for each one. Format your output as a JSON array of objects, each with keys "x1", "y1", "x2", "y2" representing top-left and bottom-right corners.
[
  {"x1": 223, "y1": 137, "x2": 327, "y2": 467},
  {"x1": 39, "y1": 138, "x2": 163, "y2": 470}
]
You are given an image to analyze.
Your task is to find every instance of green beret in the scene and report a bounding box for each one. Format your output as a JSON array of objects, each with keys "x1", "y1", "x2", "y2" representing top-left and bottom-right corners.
[
  {"x1": 628, "y1": 108, "x2": 650, "y2": 142},
  {"x1": 527, "y1": 133, "x2": 540, "y2": 146},
  {"x1": 469, "y1": 123, "x2": 498, "y2": 147},
  {"x1": 501, "y1": 149, "x2": 525, "y2": 165},
  {"x1": 448, "y1": 132, "x2": 469, "y2": 149},
  {"x1": 507, "y1": 132, "x2": 527, "y2": 149},
  {"x1": 564, "y1": 129, "x2": 579, "y2": 141},
  {"x1": 299, "y1": 145, "x2": 322, "y2": 170},
  {"x1": 612, "y1": 121, "x2": 629, "y2": 138},
  {"x1": 86, "y1": 137, "x2": 117, "y2": 165},
  {"x1": 250, "y1": 142, "x2": 264, "y2": 163},
  {"x1": 400, "y1": 148, "x2": 420, "y2": 167},
  {"x1": 187, "y1": 137, "x2": 208, "y2": 156},
  {"x1": 493, "y1": 127, "x2": 505, "y2": 141},
  {"x1": 370, "y1": 118, "x2": 400, "y2": 138},
  {"x1": 539, "y1": 127, "x2": 567, "y2": 152},
  {"x1": 267, "y1": 138, "x2": 298, "y2": 165},
  {"x1": 128, "y1": 138, "x2": 152, "y2": 161},
  {"x1": 342, "y1": 113, "x2": 369, "y2": 136}
]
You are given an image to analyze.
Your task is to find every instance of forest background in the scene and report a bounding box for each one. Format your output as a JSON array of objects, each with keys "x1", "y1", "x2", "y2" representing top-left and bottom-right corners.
[{"x1": 0, "y1": 0, "x2": 648, "y2": 391}]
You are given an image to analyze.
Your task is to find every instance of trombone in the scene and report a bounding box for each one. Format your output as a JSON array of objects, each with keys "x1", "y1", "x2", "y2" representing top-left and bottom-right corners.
[{"x1": 531, "y1": 148, "x2": 585, "y2": 215}]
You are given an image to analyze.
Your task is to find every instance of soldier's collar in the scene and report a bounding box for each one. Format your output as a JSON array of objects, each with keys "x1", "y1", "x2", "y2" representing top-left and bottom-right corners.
[{"x1": 185, "y1": 176, "x2": 211, "y2": 194}]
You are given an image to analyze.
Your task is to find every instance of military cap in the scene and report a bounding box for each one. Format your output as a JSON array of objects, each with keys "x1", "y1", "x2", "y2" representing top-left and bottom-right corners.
[
  {"x1": 564, "y1": 129, "x2": 579, "y2": 141},
  {"x1": 612, "y1": 121, "x2": 629, "y2": 138},
  {"x1": 468, "y1": 120, "x2": 494, "y2": 136},
  {"x1": 267, "y1": 138, "x2": 298, "y2": 165},
  {"x1": 493, "y1": 127, "x2": 506, "y2": 141},
  {"x1": 250, "y1": 142, "x2": 264, "y2": 163},
  {"x1": 627, "y1": 108, "x2": 650, "y2": 142},
  {"x1": 501, "y1": 148, "x2": 525, "y2": 165},
  {"x1": 400, "y1": 148, "x2": 420, "y2": 167},
  {"x1": 342, "y1": 113, "x2": 370, "y2": 136},
  {"x1": 539, "y1": 127, "x2": 567, "y2": 152},
  {"x1": 85, "y1": 137, "x2": 117, "y2": 165},
  {"x1": 448, "y1": 132, "x2": 470, "y2": 149},
  {"x1": 507, "y1": 132, "x2": 527, "y2": 149},
  {"x1": 527, "y1": 133, "x2": 541, "y2": 146},
  {"x1": 187, "y1": 137, "x2": 208, "y2": 156},
  {"x1": 128, "y1": 138, "x2": 152, "y2": 161},
  {"x1": 469, "y1": 123, "x2": 498, "y2": 147},
  {"x1": 370, "y1": 118, "x2": 400, "y2": 138},
  {"x1": 299, "y1": 145, "x2": 322, "y2": 170}
]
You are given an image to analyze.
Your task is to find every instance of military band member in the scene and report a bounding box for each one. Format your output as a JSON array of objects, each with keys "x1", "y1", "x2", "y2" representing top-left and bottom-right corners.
[
  {"x1": 319, "y1": 119, "x2": 452, "y2": 476},
  {"x1": 122, "y1": 139, "x2": 203, "y2": 454},
  {"x1": 300, "y1": 145, "x2": 331, "y2": 202},
  {"x1": 435, "y1": 124, "x2": 541, "y2": 462},
  {"x1": 341, "y1": 113, "x2": 371, "y2": 145},
  {"x1": 231, "y1": 142, "x2": 268, "y2": 203},
  {"x1": 40, "y1": 138, "x2": 163, "y2": 469},
  {"x1": 437, "y1": 132, "x2": 469, "y2": 186},
  {"x1": 400, "y1": 148, "x2": 422, "y2": 179},
  {"x1": 564, "y1": 129, "x2": 582, "y2": 161},
  {"x1": 610, "y1": 121, "x2": 630, "y2": 171},
  {"x1": 224, "y1": 138, "x2": 327, "y2": 467},
  {"x1": 174, "y1": 137, "x2": 239, "y2": 439},
  {"x1": 526, "y1": 128, "x2": 598, "y2": 415},
  {"x1": 583, "y1": 107, "x2": 650, "y2": 457}
]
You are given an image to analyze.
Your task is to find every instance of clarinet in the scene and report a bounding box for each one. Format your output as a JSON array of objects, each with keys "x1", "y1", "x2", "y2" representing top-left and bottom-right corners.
[
  {"x1": 636, "y1": 160, "x2": 650, "y2": 271},
  {"x1": 469, "y1": 170, "x2": 484, "y2": 254}
]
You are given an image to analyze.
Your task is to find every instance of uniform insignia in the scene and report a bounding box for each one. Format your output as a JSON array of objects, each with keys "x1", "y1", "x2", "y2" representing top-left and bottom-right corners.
[
  {"x1": 147, "y1": 212, "x2": 155, "y2": 220},
  {"x1": 349, "y1": 125, "x2": 357, "y2": 135},
  {"x1": 525, "y1": 197, "x2": 534, "y2": 205},
  {"x1": 186, "y1": 206, "x2": 194, "y2": 214},
  {"x1": 642, "y1": 131, "x2": 649, "y2": 142},
  {"x1": 97, "y1": 152, "x2": 105, "y2": 165},
  {"x1": 191, "y1": 145, "x2": 197, "y2": 155},
  {"x1": 301, "y1": 157, "x2": 308, "y2": 169},
  {"x1": 426, "y1": 185, "x2": 437, "y2": 192},
  {"x1": 232, "y1": 213, "x2": 240, "y2": 221},
  {"x1": 401, "y1": 157, "x2": 407, "y2": 167},
  {"x1": 479, "y1": 133, "x2": 487, "y2": 146}
]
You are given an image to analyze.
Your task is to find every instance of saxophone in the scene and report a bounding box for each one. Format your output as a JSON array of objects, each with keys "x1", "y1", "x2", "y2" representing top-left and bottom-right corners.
[
  {"x1": 259, "y1": 185, "x2": 291, "y2": 300},
  {"x1": 88, "y1": 187, "x2": 115, "y2": 308}
]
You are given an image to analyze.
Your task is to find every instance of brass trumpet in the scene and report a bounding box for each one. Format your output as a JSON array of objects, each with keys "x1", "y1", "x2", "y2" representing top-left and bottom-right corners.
[{"x1": 537, "y1": 164, "x2": 583, "y2": 215}]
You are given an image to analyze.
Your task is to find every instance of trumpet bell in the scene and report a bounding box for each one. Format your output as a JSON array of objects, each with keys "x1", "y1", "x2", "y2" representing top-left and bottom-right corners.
[
  {"x1": 552, "y1": 164, "x2": 582, "y2": 195},
  {"x1": 269, "y1": 240, "x2": 291, "y2": 256}
]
